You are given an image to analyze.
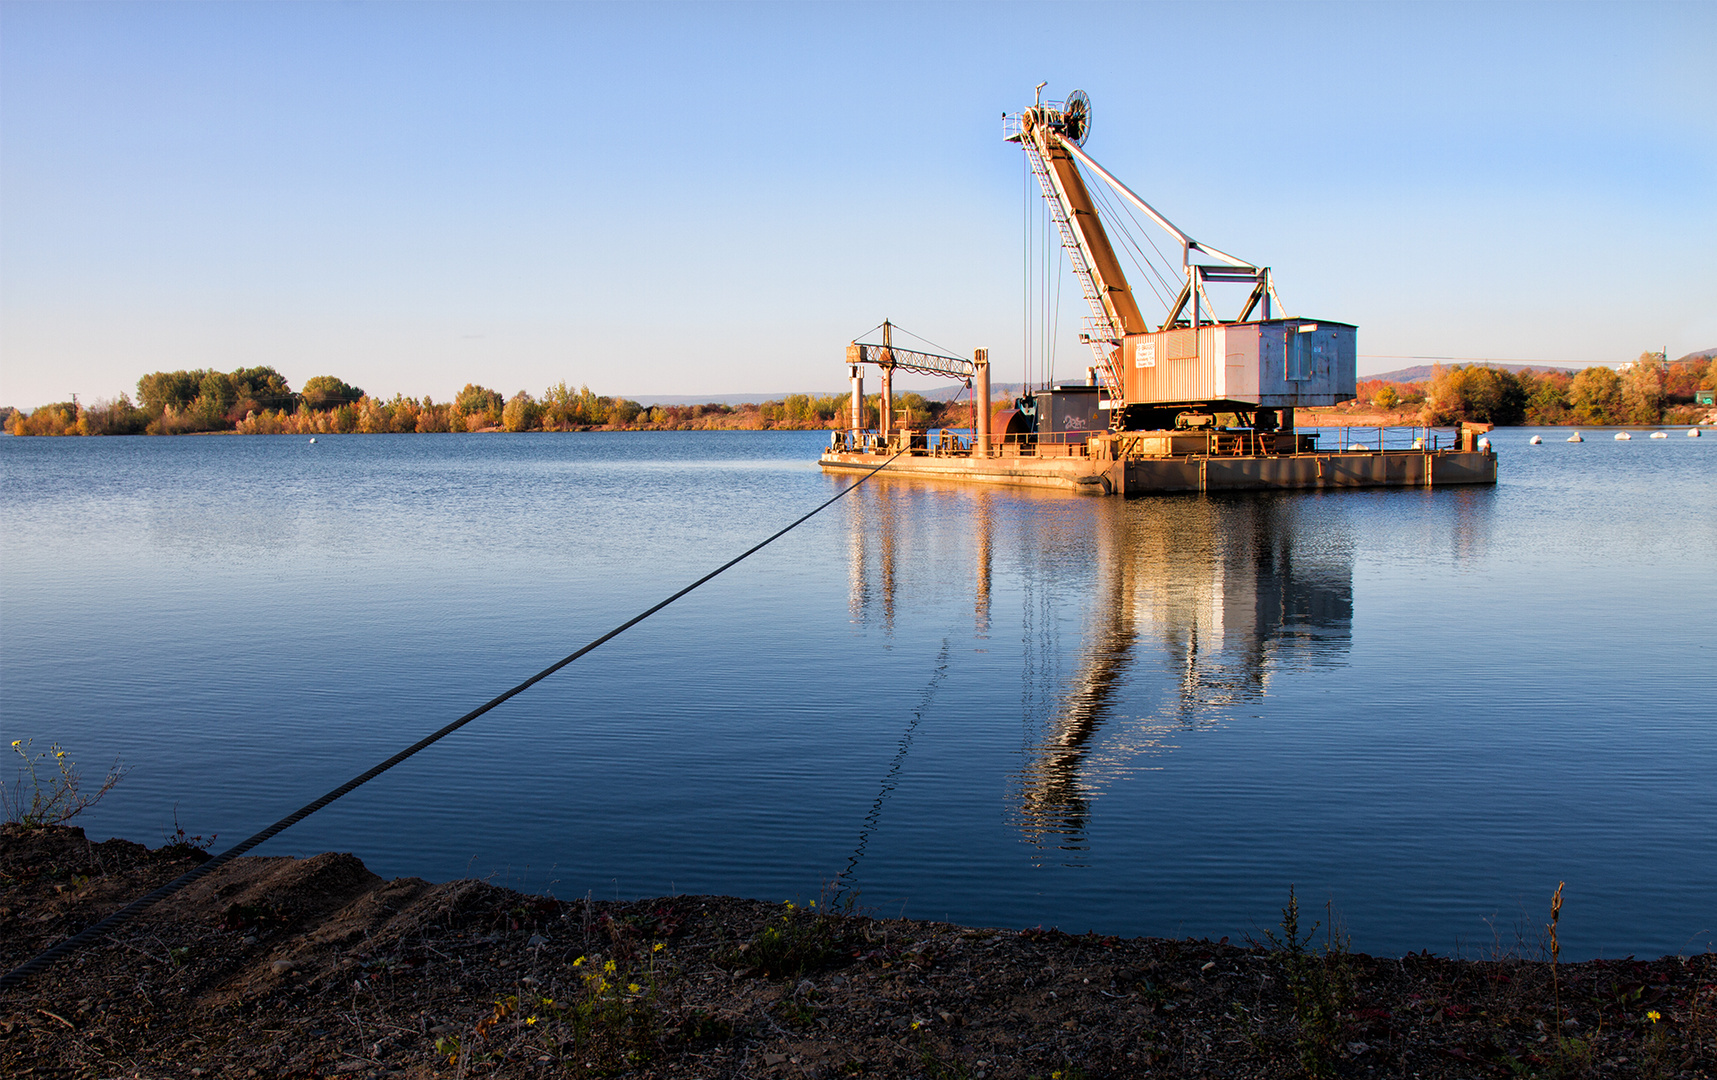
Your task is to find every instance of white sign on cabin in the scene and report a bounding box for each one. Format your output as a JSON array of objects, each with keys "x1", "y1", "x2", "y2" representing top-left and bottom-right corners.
[{"x1": 1135, "y1": 340, "x2": 1156, "y2": 368}]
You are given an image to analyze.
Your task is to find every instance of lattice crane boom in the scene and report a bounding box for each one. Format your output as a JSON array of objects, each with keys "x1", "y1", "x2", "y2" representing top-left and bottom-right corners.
[{"x1": 1005, "y1": 87, "x2": 1290, "y2": 418}]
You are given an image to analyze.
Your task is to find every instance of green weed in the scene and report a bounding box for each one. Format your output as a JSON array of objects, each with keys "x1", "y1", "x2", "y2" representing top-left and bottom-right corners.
[
  {"x1": 518, "y1": 943, "x2": 670, "y2": 1069},
  {"x1": 2, "y1": 739, "x2": 127, "y2": 828},
  {"x1": 1264, "y1": 887, "x2": 1352, "y2": 1078},
  {"x1": 723, "y1": 900, "x2": 846, "y2": 979}
]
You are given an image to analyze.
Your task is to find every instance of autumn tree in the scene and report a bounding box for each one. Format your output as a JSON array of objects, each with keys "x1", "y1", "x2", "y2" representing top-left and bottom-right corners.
[
  {"x1": 78, "y1": 396, "x2": 150, "y2": 435},
  {"x1": 1518, "y1": 369, "x2": 1573, "y2": 424},
  {"x1": 228, "y1": 366, "x2": 294, "y2": 415},
  {"x1": 453, "y1": 384, "x2": 502, "y2": 430},
  {"x1": 502, "y1": 391, "x2": 541, "y2": 432},
  {"x1": 1567, "y1": 366, "x2": 1623, "y2": 424},
  {"x1": 1421, "y1": 365, "x2": 1526, "y2": 425},
  {"x1": 300, "y1": 375, "x2": 365, "y2": 411},
  {"x1": 136, "y1": 370, "x2": 205, "y2": 414},
  {"x1": 1621, "y1": 353, "x2": 1665, "y2": 424},
  {"x1": 6, "y1": 402, "x2": 78, "y2": 436}
]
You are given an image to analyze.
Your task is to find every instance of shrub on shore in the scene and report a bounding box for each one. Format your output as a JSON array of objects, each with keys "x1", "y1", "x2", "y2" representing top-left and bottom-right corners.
[{"x1": 2, "y1": 739, "x2": 126, "y2": 828}]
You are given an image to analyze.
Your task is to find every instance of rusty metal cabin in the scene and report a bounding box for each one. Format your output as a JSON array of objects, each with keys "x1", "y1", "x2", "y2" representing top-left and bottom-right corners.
[{"x1": 1122, "y1": 320, "x2": 1357, "y2": 412}]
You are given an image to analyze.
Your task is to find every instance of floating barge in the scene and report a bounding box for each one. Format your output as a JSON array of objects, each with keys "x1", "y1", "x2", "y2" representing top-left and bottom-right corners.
[
  {"x1": 820, "y1": 87, "x2": 1497, "y2": 496},
  {"x1": 820, "y1": 425, "x2": 1497, "y2": 496}
]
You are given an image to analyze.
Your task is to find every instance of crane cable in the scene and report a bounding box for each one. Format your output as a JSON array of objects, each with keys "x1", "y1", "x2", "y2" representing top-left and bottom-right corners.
[{"x1": 0, "y1": 447, "x2": 909, "y2": 993}]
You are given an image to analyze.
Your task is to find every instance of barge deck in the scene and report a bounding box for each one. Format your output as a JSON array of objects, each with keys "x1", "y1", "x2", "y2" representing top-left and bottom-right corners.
[{"x1": 820, "y1": 428, "x2": 1497, "y2": 496}]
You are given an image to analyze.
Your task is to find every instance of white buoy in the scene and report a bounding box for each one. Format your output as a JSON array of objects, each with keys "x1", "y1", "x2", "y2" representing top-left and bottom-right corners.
[
  {"x1": 309, "y1": 437, "x2": 317, "y2": 443},
  {"x1": 1615, "y1": 431, "x2": 1631, "y2": 440},
  {"x1": 1567, "y1": 432, "x2": 1583, "y2": 442},
  {"x1": 1691, "y1": 428, "x2": 1703, "y2": 437},
  {"x1": 1478, "y1": 437, "x2": 1491, "y2": 451},
  {"x1": 1346, "y1": 443, "x2": 1367, "y2": 450},
  {"x1": 1529, "y1": 435, "x2": 1543, "y2": 444},
  {"x1": 1650, "y1": 430, "x2": 1668, "y2": 438}
]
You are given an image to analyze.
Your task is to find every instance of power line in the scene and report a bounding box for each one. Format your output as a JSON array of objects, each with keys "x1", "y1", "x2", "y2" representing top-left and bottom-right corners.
[{"x1": 1360, "y1": 355, "x2": 1610, "y2": 367}]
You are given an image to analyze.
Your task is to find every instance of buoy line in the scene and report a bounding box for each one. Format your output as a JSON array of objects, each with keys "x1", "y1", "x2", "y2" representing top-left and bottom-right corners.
[{"x1": 1, "y1": 447, "x2": 909, "y2": 992}]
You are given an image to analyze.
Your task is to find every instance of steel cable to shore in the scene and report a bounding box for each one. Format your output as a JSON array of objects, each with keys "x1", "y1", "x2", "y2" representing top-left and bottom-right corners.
[{"x1": 0, "y1": 448, "x2": 908, "y2": 993}]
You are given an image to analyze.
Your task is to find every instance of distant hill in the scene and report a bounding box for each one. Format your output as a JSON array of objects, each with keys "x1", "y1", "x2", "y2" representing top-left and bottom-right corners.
[
  {"x1": 626, "y1": 393, "x2": 834, "y2": 406},
  {"x1": 1364, "y1": 362, "x2": 1582, "y2": 384},
  {"x1": 626, "y1": 384, "x2": 1028, "y2": 406},
  {"x1": 1366, "y1": 349, "x2": 1714, "y2": 384}
]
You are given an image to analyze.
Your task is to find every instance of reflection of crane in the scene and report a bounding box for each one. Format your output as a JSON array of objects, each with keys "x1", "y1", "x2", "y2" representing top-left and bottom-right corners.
[
  {"x1": 1015, "y1": 502, "x2": 1138, "y2": 854},
  {"x1": 1014, "y1": 498, "x2": 1354, "y2": 853},
  {"x1": 1005, "y1": 86, "x2": 1354, "y2": 434}
]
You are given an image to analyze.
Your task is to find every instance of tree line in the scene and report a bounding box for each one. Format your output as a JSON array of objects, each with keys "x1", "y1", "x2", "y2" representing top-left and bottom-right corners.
[
  {"x1": 1358, "y1": 353, "x2": 1713, "y2": 427},
  {"x1": 2, "y1": 365, "x2": 981, "y2": 436},
  {"x1": 13, "y1": 354, "x2": 1705, "y2": 437}
]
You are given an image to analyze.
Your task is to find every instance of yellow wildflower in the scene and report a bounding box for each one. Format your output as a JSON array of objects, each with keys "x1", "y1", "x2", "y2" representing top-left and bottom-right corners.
[
  {"x1": 603, "y1": 959, "x2": 617, "y2": 974},
  {"x1": 627, "y1": 983, "x2": 641, "y2": 994},
  {"x1": 572, "y1": 956, "x2": 585, "y2": 967},
  {"x1": 526, "y1": 1015, "x2": 538, "y2": 1026},
  {"x1": 1648, "y1": 1010, "x2": 1662, "y2": 1023},
  {"x1": 910, "y1": 1021, "x2": 921, "y2": 1030},
  {"x1": 652, "y1": 942, "x2": 665, "y2": 952}
]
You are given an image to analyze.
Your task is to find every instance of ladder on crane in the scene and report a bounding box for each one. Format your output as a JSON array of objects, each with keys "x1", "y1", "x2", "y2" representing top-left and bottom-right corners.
[{"x1": 1017, "y1": 119, "x2": 1127, "y2": 406}]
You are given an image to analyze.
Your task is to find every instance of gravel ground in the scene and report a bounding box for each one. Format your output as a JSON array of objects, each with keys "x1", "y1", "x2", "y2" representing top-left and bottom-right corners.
[{"x1": 3, "y1": 825, "x2": 1712, "y2": 1079}]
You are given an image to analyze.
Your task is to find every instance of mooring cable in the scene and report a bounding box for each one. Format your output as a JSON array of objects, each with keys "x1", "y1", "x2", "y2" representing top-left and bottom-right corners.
[
  {"x1": 832, "y1": 636, "x2": 952, "y2": 898},
  {"x1": 1, "y1": 448, "x2": 906, "y2": 992}
]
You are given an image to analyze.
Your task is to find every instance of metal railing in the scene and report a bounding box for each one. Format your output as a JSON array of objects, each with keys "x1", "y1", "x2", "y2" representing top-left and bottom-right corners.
[
  {"x1": 1296, "y1": 426, "x2": 1460, "y2": 452},
  {"x1": 828, "y1": 425, "x2": 1470, "y2": 459},
  {"x1": 828, "y1": 429, "x2": 991, "y2": 456}
]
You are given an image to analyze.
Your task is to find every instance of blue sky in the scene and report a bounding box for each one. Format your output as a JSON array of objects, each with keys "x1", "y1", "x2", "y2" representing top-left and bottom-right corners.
[{"x1": 2, "y1": 1, "x2": 1712, "y2": 408}]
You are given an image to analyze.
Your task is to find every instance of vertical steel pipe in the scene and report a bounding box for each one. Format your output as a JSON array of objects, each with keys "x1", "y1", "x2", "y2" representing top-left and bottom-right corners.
[
  {"x1": 879, "y1": 366, "x2": 893, "y2": 444},
  {"x1": 974, "y1": 348, "x2": 991, "y2": 458},
  {"x1": 850, "y1": 365, "x2": 865, "y2": 445}
]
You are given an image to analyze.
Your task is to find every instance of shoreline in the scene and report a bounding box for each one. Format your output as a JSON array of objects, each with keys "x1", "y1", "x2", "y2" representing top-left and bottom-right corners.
[
  {"x1": 7, "y1": 415, "x2": 1714, "y2": 437},
  {"x1": 4, "y1": 826, "x2": 1711, "y2": 1078}
]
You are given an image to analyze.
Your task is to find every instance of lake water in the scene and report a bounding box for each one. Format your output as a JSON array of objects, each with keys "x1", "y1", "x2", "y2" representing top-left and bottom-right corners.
[{"x1": 1, "y1": 429, "x2": 1713, "y2": 960}]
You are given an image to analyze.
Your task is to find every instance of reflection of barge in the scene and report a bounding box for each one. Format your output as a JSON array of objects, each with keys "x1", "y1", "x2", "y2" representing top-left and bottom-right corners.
[{"x1": 819, "y1": 87, "x2": 1497, "y2": 495}]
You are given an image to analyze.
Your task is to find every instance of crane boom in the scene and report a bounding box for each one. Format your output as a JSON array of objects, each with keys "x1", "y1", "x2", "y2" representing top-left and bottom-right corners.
[
  {"x1": 1006, "y1": 95, "x2": 1144, "y2": 407},
  {"x1": 1003, "y1": 88, "x2": 1351, "y2": 428},
  {"x1": 1018, "y1": 123, "x2": 1150, "y2": 341},
  {"x1": 845, "y1": 341, "x2": 972, "y2": 381}
]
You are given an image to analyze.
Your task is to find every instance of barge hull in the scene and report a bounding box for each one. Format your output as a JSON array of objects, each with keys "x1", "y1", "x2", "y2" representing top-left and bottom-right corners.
[{"x1": 818, "y1": 449, "x2": 1497, "y2": 495}]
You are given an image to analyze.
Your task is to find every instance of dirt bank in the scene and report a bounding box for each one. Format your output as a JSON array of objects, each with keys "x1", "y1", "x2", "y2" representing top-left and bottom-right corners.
[{"x1": 3, "y1": 826, "x2": 1711, "y2": 1078}]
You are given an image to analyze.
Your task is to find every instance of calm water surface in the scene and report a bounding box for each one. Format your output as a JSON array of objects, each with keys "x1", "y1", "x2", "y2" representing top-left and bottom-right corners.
[{"x1": 1, "y1": 429, "x2": 1713, "y2": 959}]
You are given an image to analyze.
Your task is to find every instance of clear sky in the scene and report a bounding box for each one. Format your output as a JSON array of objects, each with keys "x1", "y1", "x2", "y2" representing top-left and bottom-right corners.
[{"x1": 2, "y1": 1, "x2": 1712, "y2": 408}]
